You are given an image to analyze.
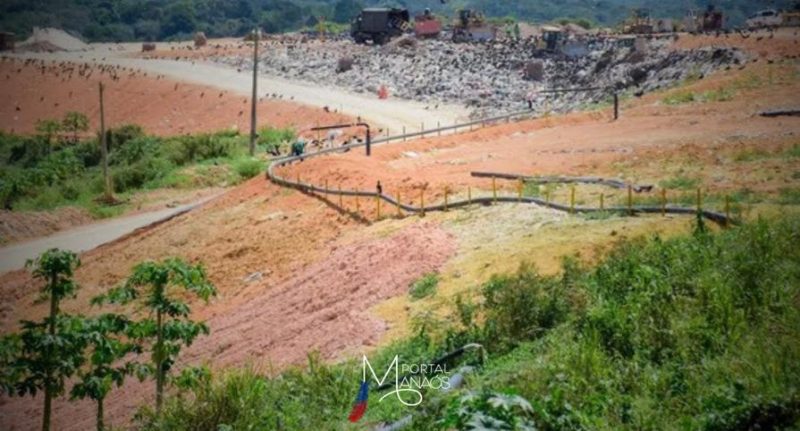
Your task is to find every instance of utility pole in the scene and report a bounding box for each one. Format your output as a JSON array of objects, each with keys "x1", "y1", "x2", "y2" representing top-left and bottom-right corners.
[
  {"x1": 249, "y1": 28, "x2": 260, "y2": 156},
  {"x1": 99, "y1": 82, "x2": 113, "y2": 202}
]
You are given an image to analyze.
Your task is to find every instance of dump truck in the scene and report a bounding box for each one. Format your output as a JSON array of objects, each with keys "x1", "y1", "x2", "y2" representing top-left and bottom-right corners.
[
  {"x1": 414, "y1": 9, "x2": 442, "y2": 38},
  {"x1": 351, "y1": 8, "x2": 410, "y2": 45},
  {"x1": 452, "y1": 9, "x2": 496, "y2": 42}
]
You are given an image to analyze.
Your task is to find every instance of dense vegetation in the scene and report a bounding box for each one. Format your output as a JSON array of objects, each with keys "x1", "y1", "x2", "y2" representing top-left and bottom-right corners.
[
  {"x1": 126, "y1": 215, "x2": 800, "y2": 430},
  {"x1": 0, "y1": 113, "x2": 294, "y2": 218},
  {"x1": 1, "y1": 0, "x2": 795, "y2": 42}
]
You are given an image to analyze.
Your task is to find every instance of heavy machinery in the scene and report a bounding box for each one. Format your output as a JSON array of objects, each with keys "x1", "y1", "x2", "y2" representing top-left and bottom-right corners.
[
  {"x1": 351, "y1": 8, "x2": 410, "y2": 45},
  {"x1": 452, "y1": 9, "x2": 496, "y2": 42},
  {"x1": 700, "y1": 5, "x2": 724, "y2": 31},
  {"x1": 414, "y1": 9, "x2": 442, "y2": 38},
  {"x1": 623, "y1": 8, "x2": 654, "y2": 34}
]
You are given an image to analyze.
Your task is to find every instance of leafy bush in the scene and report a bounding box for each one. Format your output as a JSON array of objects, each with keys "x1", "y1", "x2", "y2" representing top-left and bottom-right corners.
[
  {"x1": 409, "y1": 273, "x2": 439, "y2": 300},
  {"x1": 258, "y1": 127, "x2": 295, "y2": 154},
  {"x1": 232, "y1": 158, "x2": 263, "y2": 181}
]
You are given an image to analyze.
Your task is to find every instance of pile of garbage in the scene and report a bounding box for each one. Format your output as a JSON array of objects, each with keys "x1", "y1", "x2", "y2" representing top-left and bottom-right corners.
[{"x1": 216, "y1": 36, "x2": 745, "y2": 118}]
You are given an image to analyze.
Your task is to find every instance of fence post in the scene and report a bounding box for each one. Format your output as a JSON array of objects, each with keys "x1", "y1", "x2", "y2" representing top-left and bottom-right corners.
[
  {"x1": 338, "y1": 185, "x2": 343, "y2": 207},
  {"x1": 627, "y1": 185, "x2": 633, "y2": 216},
  {"x1": 397, "y1": 191, "x2": 402, "y2": 217},
  {"x1": 613, "y1": 93, "x2": 619, "y2": 121},
  {"x1": 403, "y1": 126, "x2": 406, "y2": 142},
  {"x1": 696, "y1": 188, "x2": 702, "y2": 214},
  {"x1": 376, "y1": 195, "x2": 381, "y2": 220},
  {"x1": 444, "y1": 187, "x2": 449, "y2": 211},
  {"x1": 355, "y1": 193, "x2": 360, "y2": 214},
  {"x1": 517, "y1": 179, "x2": 523, "y2": 202},
  {"x1": 468, "y1": 186, "x2": 472, "y2": 205},
  {"x1": 420, "y1": 189, "x2": 425, "y2": 217},
  {"x1": 324, "y1": 179, "x2": 328, "y2": 195},
  {"x1": 437, "y1": 121, "x2": 441, "y2": 136},
  {"x1": 570, "y1": 185, "x2": 575, "y2": 214},
  {"x1": 421, "y1": 122, "x2": 425, "y2": 138},
  {"x1": 725, "y1": 195, "x2": 731, "y2": 226},
  {"x1": 545, "y1": 190, "x2": 551, "y2": 205},
  {"x1": 661, "y1": 189, "x2": 666, "y2": 216},
  {"x1": 492, "y1": 176, "x2": 497, "y2": 204},
  {"x1": 600, "y1": 193, "x2": 604, "y2": 211}
]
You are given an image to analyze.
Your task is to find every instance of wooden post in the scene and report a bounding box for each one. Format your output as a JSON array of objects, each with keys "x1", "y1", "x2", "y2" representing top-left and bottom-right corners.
[
  {"x1": 724, "y1": 195, "x2": 730, "y2": 226},
  {"x1": 545, "y1": 190, "x2": 550, "y2": 205},
  {"x1": 437, "y1": 121, "x2": 441, "y2": 136},
  {"x1": 421, "y1": 122, "x2": 425, "y2": 138},
  {"x1": 420, "y1": 189, "x2": 425, "y2": 217},
  {"x1": 403, "y1": 126, "x2": 406, "y2": 141},
  {"x1": 397, "y1": 191, "x2": 402, "y2": 217},
  {"x1": 517, "y1": 179, "x2": 523, "y2": 202},
  {"x1": 376, "y1": 195, "x2": 381, "y2": 220},
  {"x1": 249, "y1": 29, "x2": 259, "y2": 156},
  {"x1": 570, "y1": 185, "x2": 575, "y2": 214},
  {"x1": 627, "y1": 185, "x2": 633, "y2": 216},
  {"x1": 613, "y1": 93, "x2": 619, "y2": 121},
  {"x1": 492, "y1": 176, "x2": 497, "y2": 204},
  {"x1": 467, "y1": 186, "x2": 472, "y2": 205},
  {"x1": 600, "y1": 193, "x2": 604, "y2": 210},
  {"x1": 661, "y1": 188, "x2": 666, "y2": 216},
  {"x1": 355, "y1": 194, "x2": 360, "y2": 214},
  {"x1": 444, "y1": 187, "x2": 449, "y2": 211},
  {"x1": 324, "y1": 179, "x2": 328, "y2": 195},
  {"x1": 696, "y1": 188, "x2": 702, "y2": 213},
  {"x1": 338, "y1": 185, "x2": 343, "y2": 207},
  {"x1": 98, "y1": 82, "x2": 113, "y2": 202}
]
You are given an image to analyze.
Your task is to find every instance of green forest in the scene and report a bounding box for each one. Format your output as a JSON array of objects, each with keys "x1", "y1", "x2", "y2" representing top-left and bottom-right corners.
[{"x1": 0, "y1": 0, "x2": 796, "y2": 43}]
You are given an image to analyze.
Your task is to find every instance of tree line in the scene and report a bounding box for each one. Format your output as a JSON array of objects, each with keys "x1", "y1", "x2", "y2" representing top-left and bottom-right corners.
[{"x1": 1, "y1": 0, "x2": 794, "y2": 43}]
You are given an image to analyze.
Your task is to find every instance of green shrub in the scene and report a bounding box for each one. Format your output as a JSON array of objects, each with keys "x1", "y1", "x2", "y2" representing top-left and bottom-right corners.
[
  {"x1": 258, "y1": 127, "x2": 295, "y2": 154},
  {"x1": 778, "y1": 187, "x2": 800, "y2": 204},
  {"x1": 409, "y1": 273, "x2": 439, "y2": 300},
  {"x1": 111, "y1": 135, "x2": 160, "y2": 165},
  {"x1": 232, "y1": 158, "x2": 262, "y2": 181}
]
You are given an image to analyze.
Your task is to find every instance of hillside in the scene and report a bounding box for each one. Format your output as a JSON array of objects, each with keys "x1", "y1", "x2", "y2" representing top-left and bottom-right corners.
[{"x1": 1, "y1": 0, "x2": 796, "y2": 42}]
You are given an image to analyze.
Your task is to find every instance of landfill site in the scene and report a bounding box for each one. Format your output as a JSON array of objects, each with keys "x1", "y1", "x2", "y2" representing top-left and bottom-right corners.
[{"x1": 1, "y1": 2, "x2": 800, "y2": 430}]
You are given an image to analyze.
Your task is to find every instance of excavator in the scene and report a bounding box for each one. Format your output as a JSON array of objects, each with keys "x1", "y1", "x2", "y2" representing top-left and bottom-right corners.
[{"x1": 452, "y1": 9, "x2": 496, "y2": 42}]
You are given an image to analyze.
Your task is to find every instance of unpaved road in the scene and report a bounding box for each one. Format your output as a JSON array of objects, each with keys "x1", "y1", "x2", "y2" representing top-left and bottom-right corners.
[
  {"x1": 0, "y1": 199, "x2": 210, "y2": 274},
  {"x1": 12, "y1": 47, "x2": 468, "y2": 132}
]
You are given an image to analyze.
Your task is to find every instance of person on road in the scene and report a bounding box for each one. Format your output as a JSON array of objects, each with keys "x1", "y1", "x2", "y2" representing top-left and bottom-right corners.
[{"x1": 376, "y1": 181, "x2": 383, "y2": 195}]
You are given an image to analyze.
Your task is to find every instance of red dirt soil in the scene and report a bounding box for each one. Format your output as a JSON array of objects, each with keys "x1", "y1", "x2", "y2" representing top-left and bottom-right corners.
[{"x1": 0, "y1": 57, "x2": 350, "y2": 136}]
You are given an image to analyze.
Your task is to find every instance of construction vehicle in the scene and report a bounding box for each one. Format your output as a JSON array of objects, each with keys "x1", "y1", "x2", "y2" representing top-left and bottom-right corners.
[
  {"x1": 700, "y1": 5, "x2": 724, "y2": 31},
  {"x1": 414, "y1": 9, "x2": 442, "y2": 38},
  {"x1": 746, "y1": 9, "x2": 782, "y2": 30},
  {"x1": 623, "y1": 8, "x2": 654, "y2": 34},
  {"x1": 538, "y1": 26, "x2": 563, "y2": 52},
  {"x1": 351, "y1": 8, "x2": 410, "y2": 45},
  {"x1": 782, "y1": 3, "x2": 800, "y2": 27},
  {"x1": 452, "y1": 9, "x2": 496, "y2": 42}
]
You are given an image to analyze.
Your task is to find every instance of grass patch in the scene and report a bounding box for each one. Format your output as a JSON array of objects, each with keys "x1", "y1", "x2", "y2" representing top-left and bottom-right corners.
[
  {"x1": 663, "y1": 87, "x2": 736, "y2": 106},
  {"x1": 659, "y1": 175, "x2": 700, "y2": 190},
  {"x1": 733, "y1": 147, "x2": 773, "y2": 162},
  {"x1": 409, "y1": 273, "x2": 439, "y2": 300},
  {"x1": 231, "y1": 157, "x2": 263, "y2": 182},
  {"x1": 778, "y1": 187, "x2": 800, "y2": 205},
  {"x1": 785, "y1": 144, "x2": 800, "y2": 159}
]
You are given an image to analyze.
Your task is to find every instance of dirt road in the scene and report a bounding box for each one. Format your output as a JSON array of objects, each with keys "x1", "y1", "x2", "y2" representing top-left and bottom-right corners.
[
  {"x1": 0, "y1": 197, "x2": 213, "y2": 274},
  {"x1": 12, "y1": 47, "x2": 468, "y2": 132}
]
